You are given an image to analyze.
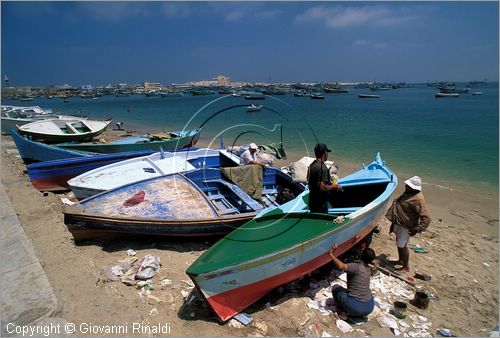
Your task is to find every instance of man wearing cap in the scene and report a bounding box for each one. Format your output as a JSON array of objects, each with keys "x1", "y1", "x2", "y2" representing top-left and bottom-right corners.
[
  {"x1": 307, "y1": 143, "x2": 342, "y2": 213},
  {"x1": 240, "y1": 143, "x2": 267, "y2": 168},
  {"x1": 385, "y1": 176, "x2": 432, "y2": 272}
]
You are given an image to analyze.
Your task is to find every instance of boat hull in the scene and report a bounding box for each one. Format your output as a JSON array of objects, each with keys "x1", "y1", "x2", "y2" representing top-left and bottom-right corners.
[
  {"x1": 58, "y1": 129, "x2": 200, "y2": 154},
  {"x1": 10, "y1": 129, "x2": 93, "y2": 163},
  {"x1": 27, "y1": 150, "x2": 155, "y2": 192},
  {"x1": 189, "y1": 204, "x2": 386, "y2": 321},
  {"x1": 186, "y1": 153, "x2": 397, "y2": 321}
]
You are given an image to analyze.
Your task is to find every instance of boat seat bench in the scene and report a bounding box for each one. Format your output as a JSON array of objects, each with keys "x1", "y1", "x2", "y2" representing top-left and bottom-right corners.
[
  {"x1": 203, "y1": 179, "x2": 262, "y2": 211},
  {"x1": 328, "y1": 207, "x2": 362, "y2": 214}
]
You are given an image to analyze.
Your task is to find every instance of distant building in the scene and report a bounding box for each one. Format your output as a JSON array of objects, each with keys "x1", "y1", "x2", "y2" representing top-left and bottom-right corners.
[{"x1": 143, "y1": 82, "x2": 161, "y2": 91}]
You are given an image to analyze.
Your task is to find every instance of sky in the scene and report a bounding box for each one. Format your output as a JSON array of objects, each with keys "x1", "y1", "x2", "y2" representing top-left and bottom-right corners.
[{"x1": 1, "y1": 1, "x2": 499, "y2": 86}]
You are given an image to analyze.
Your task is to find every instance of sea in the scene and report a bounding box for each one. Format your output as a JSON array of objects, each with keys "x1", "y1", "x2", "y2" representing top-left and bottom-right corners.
[{"x1": 3, "y1": 84, "x2": 499, "y2": 196}]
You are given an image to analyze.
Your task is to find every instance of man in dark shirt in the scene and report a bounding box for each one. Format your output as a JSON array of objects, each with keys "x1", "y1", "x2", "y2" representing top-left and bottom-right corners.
[{"x1": 307, "y1": 143, "x2": 342, "y2": 213}]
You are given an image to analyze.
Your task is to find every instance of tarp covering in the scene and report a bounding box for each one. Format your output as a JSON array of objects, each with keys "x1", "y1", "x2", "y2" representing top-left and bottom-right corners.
[{"x1": 221, "y1": 165, "x2": 263, "y2": 200}]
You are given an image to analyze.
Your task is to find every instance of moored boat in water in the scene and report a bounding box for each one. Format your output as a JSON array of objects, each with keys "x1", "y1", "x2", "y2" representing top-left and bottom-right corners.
[
  {"x1": 186, "y1": 153, "x2": 397, "y2": 321},
  {"x1": 358, "y1": 94, "x2": 380, "y2": 99}
]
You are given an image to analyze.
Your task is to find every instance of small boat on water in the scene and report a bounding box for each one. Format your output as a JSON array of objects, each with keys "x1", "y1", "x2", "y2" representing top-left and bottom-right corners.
[
  {"x1": 246, "y1": 104, "x2": 263, "y2": 112},
  {"x1": 323, "y1": 87, "x2": 349, "y2": 94},
  {"x1": 68, "y1": 148, "x2": 240, "y2": 200},
  {"x1": 358, "y1": 94, "x2": 380, "y2": 99},
  {"x1": 57, "y1": 129, "x2": 201, "y2": 154},
  {"x1": 310, "y1": 93, "x2": 325, "y2": 99},
  {"x1": 10, "y1": 128, "x2": 94, "y2": 163},
  {"x1": 471, "y1": 92, "x2": 483, "y2": 96},
  {"x1": 435, "y1": 92, "x2": 459, "y2": 98},
  {"x1": 186, "y1": 153, "x2": 396, "y2": 321},
  {"x1": 64, "y1": 166, "x2": 305, "y2": 240},
  {"x1": 244, "y1": 93, "x2": 266, "y2": 100},
  {"x1": 17, "y1": 118, "x2": 111, "y2": 143}
]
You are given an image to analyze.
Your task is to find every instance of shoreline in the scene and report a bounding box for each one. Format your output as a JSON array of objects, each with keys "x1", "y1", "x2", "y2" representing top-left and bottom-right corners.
[{"x1": 1, "y1": 130, "x2": 498, "y2": 336}]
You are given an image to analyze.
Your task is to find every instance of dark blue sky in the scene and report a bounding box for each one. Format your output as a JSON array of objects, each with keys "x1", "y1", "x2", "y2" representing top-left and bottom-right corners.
[{"x1": 2, "y1": 1, "x2": 498, "y2": 86}]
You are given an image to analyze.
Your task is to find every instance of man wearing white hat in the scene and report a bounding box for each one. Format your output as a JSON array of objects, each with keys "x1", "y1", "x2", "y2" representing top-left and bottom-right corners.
[
  {"x1": 385, "y1": 176, "x2": 432, "y2": 272},
  {"x1": 239, "y1": 143, "x2": 267, "y2": 168}
]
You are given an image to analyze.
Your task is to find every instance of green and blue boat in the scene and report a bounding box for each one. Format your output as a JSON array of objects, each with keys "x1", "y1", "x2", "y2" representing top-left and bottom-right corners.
[{"x1": 186, "y1": 153, "x2": 397, "y2": 321}]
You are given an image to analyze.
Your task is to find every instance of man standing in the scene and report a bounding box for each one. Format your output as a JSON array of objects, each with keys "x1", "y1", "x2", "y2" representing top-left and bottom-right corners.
[
  {"x1": 385, "y1": 176, "x2": 431, "y2": 272},
  {"x1": 307, "y1": 143, "x2": 342, "y2": 213},
  {"x1": 239, "y1": 143, "x2": 267, "y2": 169}
]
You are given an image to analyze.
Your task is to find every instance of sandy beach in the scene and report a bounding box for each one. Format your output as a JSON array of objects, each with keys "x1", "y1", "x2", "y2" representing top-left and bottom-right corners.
[{"x1": 1, "y1": 129, "x2": 498, "y2": 337}]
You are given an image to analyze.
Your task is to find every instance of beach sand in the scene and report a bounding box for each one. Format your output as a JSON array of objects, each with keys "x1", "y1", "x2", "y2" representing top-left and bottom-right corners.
[{"x1": 1, "y1": 130, "x2": 498, "y2": 337}]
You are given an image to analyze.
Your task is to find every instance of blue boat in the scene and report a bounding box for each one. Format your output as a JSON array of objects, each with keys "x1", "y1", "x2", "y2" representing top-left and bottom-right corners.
[
  {"x1": 63, "y1": 166, "x2": 305, "y2": 240},
  {"x1": 27, "y1": 150, "x2": 156, "y2": 192},
  {"x1": 11, "y1": 128, "x2": 94, "y2": 163},
  {"x1": 67, "y1": 148, "x2": 239, "y2": 199}
]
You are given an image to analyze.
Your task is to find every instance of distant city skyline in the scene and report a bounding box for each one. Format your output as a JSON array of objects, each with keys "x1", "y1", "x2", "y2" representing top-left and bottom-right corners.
[{"x1": 2, "y1": 1, "x2": 498, "y2": 87}]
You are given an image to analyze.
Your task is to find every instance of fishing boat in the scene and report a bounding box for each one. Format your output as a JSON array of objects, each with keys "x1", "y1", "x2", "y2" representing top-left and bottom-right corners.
[
  {"x1": 435, "y1": 92, "x2": 459, "y2": 98},
  {"x1": 17, "y1": 118, "x2": 111, "y2": 143},
  {"x1": 323, "y1": 86, "x2": 349, "y2": 94},
  {"x1": 57, "y1": 129, "x2": 201, "y2": 154},
  {"x1": 310, "y1": 93, "x2": 325, "y2": 99},
  {"x1": 186, "y1": 153, "x2": 397, "y2": 321},
  {"x1": 68, "y1": 148, "x2": 240, "y2": 200},
  {"x1": 244, "y1": 93, "x2": 266, "y2": 100},
  {"x1": 1, "y1": 105, "x2": 73, "y2": 135},
  {"x1": 358, "y1": 94, "x2": 380, "y2": 99},
  {"x1": 471, "y1": 92, "x2": 483, "y2": 96},
  {"x1": 246, "y1": 104, "x2": 263, "y2": 112},
  {"x1": 10, "y1": 128, "x2": 94, "y2": 163},
  {"x1": 64, "y1": 166, "x2": 305, "y2": 240},
  {"x1": 27, "y1": 150, "x2": 156, "y2": 192}
]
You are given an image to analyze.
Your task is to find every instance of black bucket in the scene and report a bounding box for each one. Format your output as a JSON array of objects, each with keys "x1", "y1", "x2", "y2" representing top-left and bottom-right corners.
[{"x1": 411, "y1": 291, "x2": 429, "y2": 310}]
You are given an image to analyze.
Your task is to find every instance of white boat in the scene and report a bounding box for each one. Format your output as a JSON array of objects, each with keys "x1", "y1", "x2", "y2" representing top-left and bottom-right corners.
[
  {"x1": 68, "y1": 148, "x2": 241, "y2": 200},
  {"x1": 246, "y1": 104, "x2": 263, "y2": 112},
  {"x1": 1, "y1": 105, "x2": 75, "y2": 135},
  {"x1": 435, "y1": 92, "x2": 459, "y2": 98},
  {"x1": 472, "y1": 92, "x2": 483, "y2": 96},
  {"x1": 17, "y1": 118, "x2": 111, "y2": 143}
]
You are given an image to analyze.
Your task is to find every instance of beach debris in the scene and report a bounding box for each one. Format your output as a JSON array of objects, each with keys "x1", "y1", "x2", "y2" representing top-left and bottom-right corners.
[
  {"x1": 447, "y1": 272, "x2": 455, "y2": 278},
  {"x1": 251, "y1": 320, "x2": 268, "y2": 334},
  {"x1": 481, "y1": 234, "x2": 492, "y2": 241},
  {"x1": 135, "y1": 255, "x2": 161, "y2": 280},
  {"x1": 409, "y1": 244, "x2": 429, "y2": 253},
  {"x1": 437, "y1": 328, "x2": 455, "y2": 337},
  {"x1": 228, "y1": 319, "x2": 244, "y2": 329},
  {"x1": 376, "y1": 315, "x2": 398, "y2": 330},
  {"x1": 160, "y1": 277, "x2": 172, "y2": 286},
  {"x1": 180, "y1": 290, "x2": 190, "y2": 299},
  {"x1": 336, "y1": 319, "x2": 353, "y2": 333},
  {"x1": 332, "y1": 216, "x2": 345, "y2": 224},
  {"x1": 321, "y1": 331, "x2": 333, "y2": 337},
  {"x1": 126, "y1": 249, "x2": 137, "y2": 256},
  {"x1": 482, "y1": 262, "x2": 490, "y2": 268},
  {"x1": 60, "y1": 197, "x2": 75, "y2": 206},
  {"x1": 181, "y1": 279, "x2": 195, "y2": 288},
  {"x1": 414, "y1": 271, "x2": 432, "y2": 281},
  {"x1": 490, "y1": 325, "x2": 499, "y2": 337}
]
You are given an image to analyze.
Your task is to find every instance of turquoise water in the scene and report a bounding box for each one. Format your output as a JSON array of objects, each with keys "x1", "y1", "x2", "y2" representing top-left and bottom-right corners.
[{"x1": 3, "y1": 84, "x2": 498, "y2": 194}]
